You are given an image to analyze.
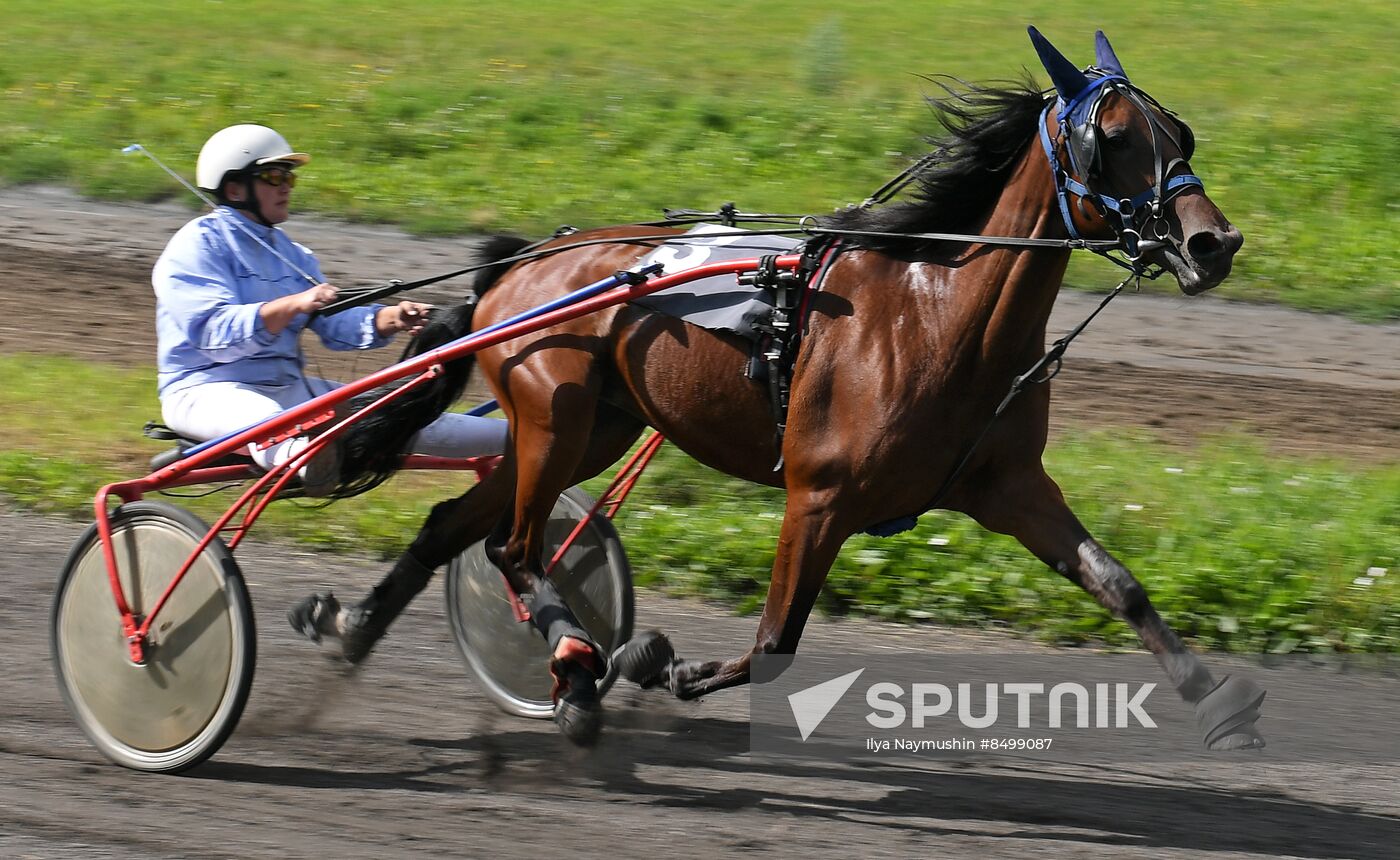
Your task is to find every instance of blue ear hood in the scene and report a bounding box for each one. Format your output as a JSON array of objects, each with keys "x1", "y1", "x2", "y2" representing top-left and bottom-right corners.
[
  {"x1": 1028, "y1": 25, "x2": 1089, "y2": 100},
  {"x1": 1094, "y1": 30, "x2": 1127, "y2": 77},
  {"x1": 1028, "y1": 26, "x2": 1131, "y2": 127}
]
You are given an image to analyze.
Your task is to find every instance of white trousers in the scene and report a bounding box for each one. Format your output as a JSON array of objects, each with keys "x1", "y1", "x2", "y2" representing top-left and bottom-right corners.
[{"x1": 161, "y1": 377, "x2": 508, "y2": 473}]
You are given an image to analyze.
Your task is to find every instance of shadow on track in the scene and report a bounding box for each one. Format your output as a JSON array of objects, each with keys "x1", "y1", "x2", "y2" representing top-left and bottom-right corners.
[{"x1": 194, "y1": 707, "x2": 1398, "y2": 859}]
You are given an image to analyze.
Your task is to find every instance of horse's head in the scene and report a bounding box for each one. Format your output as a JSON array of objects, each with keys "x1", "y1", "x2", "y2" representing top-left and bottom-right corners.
[{"x1": 1029, "y1": 27, "x2": 1243, "y2": 294}]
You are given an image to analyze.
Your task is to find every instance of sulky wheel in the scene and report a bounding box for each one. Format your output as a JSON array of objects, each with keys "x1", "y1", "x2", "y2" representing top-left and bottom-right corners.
[
  {"x1": 444, "y1": 486, "x2": 633, "y2": 719},
  {"x1": 51, "y1": 501, "x2": 255, "y2": 772}
]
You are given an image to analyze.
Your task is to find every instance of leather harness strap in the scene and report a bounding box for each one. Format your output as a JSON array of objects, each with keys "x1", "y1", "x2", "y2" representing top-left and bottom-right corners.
[{"x1": 742, "y1": 236, "x2": 842, "y2": 470}]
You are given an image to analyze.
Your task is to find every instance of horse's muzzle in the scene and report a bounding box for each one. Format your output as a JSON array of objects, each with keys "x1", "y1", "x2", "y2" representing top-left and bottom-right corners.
[{"x1": 1168, "y1": 224, "x2": 1244, "y2": 295}]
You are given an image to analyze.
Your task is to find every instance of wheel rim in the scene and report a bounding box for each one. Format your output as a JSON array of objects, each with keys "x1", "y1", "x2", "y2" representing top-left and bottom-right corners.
[
  {"x1": 56, "y1": 513, "x2": 238, "y2": 762},
  {"x1": 447, "y1": 490, "x2": 631, "y2": 718}
]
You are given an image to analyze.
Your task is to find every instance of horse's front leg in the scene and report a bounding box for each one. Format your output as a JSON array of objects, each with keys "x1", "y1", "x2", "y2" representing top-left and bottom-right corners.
[
  {"x1": 962, "y1": 465, "x2": 1266, "y2": 750},
  {"x1": 643, "y1": 487, "x2": 851, "y2": 700}
]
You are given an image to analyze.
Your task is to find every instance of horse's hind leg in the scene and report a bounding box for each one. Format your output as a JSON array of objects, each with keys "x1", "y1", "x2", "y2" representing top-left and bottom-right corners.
[
  {"x1": 495, "y1": 385, "x2": 645, "y2": 744},
  {"x1": 963, "y1": 465, "x2": 1266, "y2": 750}
]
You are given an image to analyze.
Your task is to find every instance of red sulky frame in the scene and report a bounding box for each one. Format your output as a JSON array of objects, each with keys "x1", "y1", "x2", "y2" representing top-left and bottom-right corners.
[{"x1": 94, "y1": 254, "x2": 803, "y2": 663}]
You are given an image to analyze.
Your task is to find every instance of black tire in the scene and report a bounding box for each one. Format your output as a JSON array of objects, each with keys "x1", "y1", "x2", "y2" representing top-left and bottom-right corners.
[
  {"x1": 50, "y1": 501, "x2": 255, "y2": 772},
  {"x1": 444, "y1": 487, "x2": 633, "y2": 719}
]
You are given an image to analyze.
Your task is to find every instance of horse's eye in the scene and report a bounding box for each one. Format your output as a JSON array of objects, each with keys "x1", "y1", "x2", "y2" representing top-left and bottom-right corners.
[{"x1": 1104, "y1": 132, "x2": 1131, "y2": 150}]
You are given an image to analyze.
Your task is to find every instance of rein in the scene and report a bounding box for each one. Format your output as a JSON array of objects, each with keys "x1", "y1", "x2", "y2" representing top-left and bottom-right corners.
[
  {"x1": 319, "y1": 222, "x2": 1158, "y2": 316},
  {"x1": 317, "y1": 104, "x2": 1181, "y2": 318},
  {"x1": 319, "y1": 225, "x2": 1166, "y2": 323}
]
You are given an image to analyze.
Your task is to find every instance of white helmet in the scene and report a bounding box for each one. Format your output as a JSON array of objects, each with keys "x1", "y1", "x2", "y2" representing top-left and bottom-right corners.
[{"x1": 196, "y1": 124, "x2": 310, "y2": 192}]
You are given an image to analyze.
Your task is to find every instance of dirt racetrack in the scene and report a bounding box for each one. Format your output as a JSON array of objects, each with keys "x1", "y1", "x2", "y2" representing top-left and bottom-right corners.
[{"x1": 0, "y1": 186, "x2": 1397, "y2": 858}]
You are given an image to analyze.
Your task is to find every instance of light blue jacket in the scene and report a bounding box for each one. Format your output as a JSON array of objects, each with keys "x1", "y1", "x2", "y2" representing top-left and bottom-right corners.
[{"x1": 154, "y1": 207, "x2": 386, "y2": 397}]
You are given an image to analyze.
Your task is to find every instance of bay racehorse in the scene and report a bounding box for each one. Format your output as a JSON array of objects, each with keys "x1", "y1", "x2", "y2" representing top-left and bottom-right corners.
[{"x1": 298, "y1": 27, "x2": 1264, "y2": 750}]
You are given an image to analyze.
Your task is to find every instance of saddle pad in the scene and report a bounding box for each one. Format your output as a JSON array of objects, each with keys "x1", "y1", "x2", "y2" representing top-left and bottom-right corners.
[{"x1": 633, "y1": 224, "x2": 804, "y2": 339}]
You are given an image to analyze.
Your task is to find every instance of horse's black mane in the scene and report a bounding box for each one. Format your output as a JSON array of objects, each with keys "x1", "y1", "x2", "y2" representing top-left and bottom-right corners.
[{"x1": 820, "y1": 77, "x2": 1048, "y2": 253}]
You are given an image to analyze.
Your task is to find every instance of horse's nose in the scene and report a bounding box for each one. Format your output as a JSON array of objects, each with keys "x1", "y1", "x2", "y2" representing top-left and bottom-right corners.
[{"x1": 1186, "y1": 224, "x2": 1244, "y2": 266}]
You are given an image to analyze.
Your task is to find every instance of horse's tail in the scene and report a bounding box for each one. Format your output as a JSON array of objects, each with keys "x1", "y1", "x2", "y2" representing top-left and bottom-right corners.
[{"x1": 330, "y1": 233, "x2": 533, "y2": 498}]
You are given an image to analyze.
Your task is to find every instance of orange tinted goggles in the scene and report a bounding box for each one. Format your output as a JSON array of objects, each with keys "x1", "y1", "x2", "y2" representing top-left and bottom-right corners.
[{"x1": 253, "y1": 167, "x2": 297, "y2": 188}]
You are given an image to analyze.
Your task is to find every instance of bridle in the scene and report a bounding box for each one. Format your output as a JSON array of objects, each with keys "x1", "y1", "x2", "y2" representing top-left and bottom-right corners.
[{"x1": 1038, "y1": 72, "x2": 1203, "y2": 260}]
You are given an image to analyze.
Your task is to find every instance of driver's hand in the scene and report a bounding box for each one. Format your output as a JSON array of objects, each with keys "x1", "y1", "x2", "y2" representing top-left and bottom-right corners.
[
  {"x1": 297, "y1": 283, "x2": 339, "y2": 314},
  {"x1": 375, "y1": 300, "x2": 433, "y2": 337}
]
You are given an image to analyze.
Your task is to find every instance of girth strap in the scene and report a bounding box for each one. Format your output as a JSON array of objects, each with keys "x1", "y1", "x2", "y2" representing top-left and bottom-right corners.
[{"x1": 743, "y1": 237, "x2": 840, "y2": 470}]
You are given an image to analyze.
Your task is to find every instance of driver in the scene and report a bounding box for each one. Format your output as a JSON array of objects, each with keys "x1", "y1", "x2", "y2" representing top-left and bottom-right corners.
[{"x1": 153, "y1": 124, "x2": 508, "y2": 494}]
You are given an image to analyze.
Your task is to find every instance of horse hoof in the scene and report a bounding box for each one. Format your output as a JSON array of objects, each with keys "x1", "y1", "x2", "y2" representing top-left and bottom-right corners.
[
  {"x1": 1196, "y1": 675, "x2": 1267, "y2": 751},
  {"x1": 287, "y1": 593, "x2": 384, "y2": 664},
  {"x1": 612, "y1": 631, "x2": 675, "y2": 688},
  {"x1": 1207, "y1": 724, "x2": 1266, "y2": 751},
  {"x1": 287, "y1": 591, "x2": 341, "y2": 645},
  {"x1": 553, "y1": 664, "x2": 603, "y2": 747},
  {"x1": 669, "y1": 659, "x2": 715, "y2": 701}
]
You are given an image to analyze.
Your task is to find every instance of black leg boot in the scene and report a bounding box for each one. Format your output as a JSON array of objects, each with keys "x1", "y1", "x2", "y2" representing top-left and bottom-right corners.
[{"x1": 527, "y1": 577, "x2": 606, "y2": 746}]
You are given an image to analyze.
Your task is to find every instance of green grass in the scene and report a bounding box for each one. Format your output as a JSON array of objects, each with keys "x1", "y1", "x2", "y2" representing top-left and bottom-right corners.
[
  {"x1": 1, "y1": 354, "x2": 1395, "y2": 653},
  {"x1": 1, "y1": 1, "x2": 1396, "y2": 318}
]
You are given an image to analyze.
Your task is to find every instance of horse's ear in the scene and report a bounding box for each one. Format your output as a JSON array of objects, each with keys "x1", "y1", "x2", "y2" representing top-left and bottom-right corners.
[
  {"x1": 1094, "y1": 30, "x2": 1128, "y2": 78},
  {"x1": 1028, "y1": 26, "x2": 1090, "y2": 100}
]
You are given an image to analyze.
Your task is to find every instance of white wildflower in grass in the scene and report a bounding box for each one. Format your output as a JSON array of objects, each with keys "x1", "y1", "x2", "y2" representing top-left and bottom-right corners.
[
  {"x1": 1124, "y1": 504, "x2": 1144, "y2": 512},
  {"x1": 927, "y1": 536, "x2": 951, "y2": 546},
  {"x1": 1164, "y1": 467, "x2": 1184, "y2": 474},
  {"x1": 1367, "y1": 567, "x2": 1388, "y2": 577},
  {"x1": 1352, "y1": 577, "x2": 1375, "y2": 588}
]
